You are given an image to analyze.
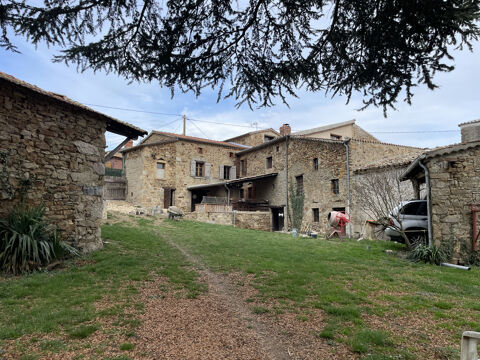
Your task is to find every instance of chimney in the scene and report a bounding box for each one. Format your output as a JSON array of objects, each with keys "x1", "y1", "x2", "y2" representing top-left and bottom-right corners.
[
  {"x1": 280, "y1": 123, "x2": 291, "y2": 136},
  {"x1": 459, "y1": 119, "x2": 480, "y2": 143},
  {"x1": 124, "y1": 140, "x2": 134, "y2": 149}
]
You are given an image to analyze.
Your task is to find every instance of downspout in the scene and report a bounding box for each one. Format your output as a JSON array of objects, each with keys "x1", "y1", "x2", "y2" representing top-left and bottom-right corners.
[
  {"x1": 418, "y1": 159, "x2": 433, "y2": 247},
  {"x1": 343, "y1": 140, "x2": 351, "y2": 238},
  {"x1": 285, "y1": 135, "x2": 289, "y2": 232}
]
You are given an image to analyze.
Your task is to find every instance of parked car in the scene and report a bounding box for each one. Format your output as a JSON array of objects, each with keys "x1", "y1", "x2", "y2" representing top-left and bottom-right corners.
[{"x1": 385, "y1": 200, "x2": 428, "y2": 245}]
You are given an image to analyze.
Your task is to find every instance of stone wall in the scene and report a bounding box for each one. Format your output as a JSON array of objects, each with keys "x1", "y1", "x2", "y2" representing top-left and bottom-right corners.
[
  {"x1": 349, "y1": 140, "x2": 424, "y2": 171},
  {"x1": 226, "y1": 129, "x2": 279, "y2": 147},
  {"x1": 352, "y1": 124, "x2": 380, "y2": 142},
  {"x1": 235, "y1": 211, "x2": 271, "y2": 231},
  {"x1": 192, "y1": 210, "x2": 271, "y2": 231},
  {"x1": 460, "y1": 121, "x2": 480, "y2": 143},
  {"x1": 0, "y1": 81, "x2": 106, "y2": 252},
  {"x1": 428, "y1": 146, "x2": 480, "y2": 259}
]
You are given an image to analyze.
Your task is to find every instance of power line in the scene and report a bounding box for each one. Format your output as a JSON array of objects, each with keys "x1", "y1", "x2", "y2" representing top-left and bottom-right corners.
[
  {"x1": 187, "y1": 117, "x2": 265, "y2": 130},
  {"x1": 368, "y1": 130, "x2": 459, "y2": 134},
  {"x1": 83, "y1": 103, "x2": 182, "y2": 117},
  {"x1": 83, "y1": 102, "x2": 460, "y2": 134},
  {"x1": 187, "y1": 119, "x2": 211, "y2": 139}
]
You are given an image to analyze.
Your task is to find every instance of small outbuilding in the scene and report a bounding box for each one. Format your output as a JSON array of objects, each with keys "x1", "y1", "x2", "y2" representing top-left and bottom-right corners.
[
  {"x1": 0, "y1": 72, "x2": 147, "y2": 252},
  {"x1": 401, "y1": 120, "x2": 480, "y2": 261}
]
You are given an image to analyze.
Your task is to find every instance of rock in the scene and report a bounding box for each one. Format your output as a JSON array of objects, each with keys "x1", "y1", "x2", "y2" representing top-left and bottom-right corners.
[{"x1": 73, "y1": 140, "x2": 99, "y2": 156}]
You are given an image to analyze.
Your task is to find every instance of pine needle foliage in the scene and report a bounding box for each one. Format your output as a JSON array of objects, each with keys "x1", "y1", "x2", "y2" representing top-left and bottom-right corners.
[
  {"x1": 1, "y1": 1, "x2": 479, "y2": 113},
  {"x1": 0, "y1": 205, "x2": 78, "y2": 275}
]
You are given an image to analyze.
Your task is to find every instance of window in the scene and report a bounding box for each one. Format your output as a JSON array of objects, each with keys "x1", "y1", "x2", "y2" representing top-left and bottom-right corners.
[
  {"x1": 330, "y1": 133, "x2": 342, "y2": 140},
  {"x1": 197, "y1": 147, "x2": 203, "y2": 154},
  {"x1": 195, "y1": 161, "x2": 205, "y2": 177},
  {"x1": 331, "y1": 179, "x2": 339, "y2": 194},
  {"x1": 224, "y1": 165, "x2": 231, "y2": 180},
  {"x1": 229, "y1": 152, "x2": 234, "y2": 157},
  {"x1": 240, "y1": 159, "x2": 247, "y2": 176},
  {"x1": 156, "y1": 162, "x2": 165, "y2": 179},
  {"x1": 239, "y1": 188, "x2": 245, "y2": 199},
  {"x1": 313, "y1": 158, "x2": 319, "y2": 171},
  {"x1": 264, "y1": 135, "x2": 275, "y2": 142},
  {"x1": 400, "y1": 201, "x2": 427, "y2": 216},
  {"x1": 276, "y1": 145, "x2": 279, "y2": 152},
  {"x1": 296, "y1": 175, "x2": 304, "y2": 194},
  {"x1": 266, "y1": 156, "x2": 273, "y2": 169},
  {"x1": 313, "y1": 208, "x2": 319, "y2": 222},
  {"x1": 247, "y1": 187, "x2": 253, "y2": 199}
]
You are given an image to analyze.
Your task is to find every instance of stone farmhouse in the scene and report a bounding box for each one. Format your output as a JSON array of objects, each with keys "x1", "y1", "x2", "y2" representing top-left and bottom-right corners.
[
  {"x1": 0, "y1": 72, "x2": 147, "y2": 252},
  {"x1": 122, "y1": 131, "x2": 248, "y2": 211},
  {"x1": 401, "y1": 119, "x2": 480, "y2": 261},
  {"x1": 123, "y1": 121, "x2": 423, "y2": 235}
]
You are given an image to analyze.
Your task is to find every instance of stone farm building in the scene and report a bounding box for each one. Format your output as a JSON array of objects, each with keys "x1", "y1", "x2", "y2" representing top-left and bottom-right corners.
[
  {"x1": 0, "y1": 72, "x2": 146, "y2": 252},
  {"x1": 401, "y1": 119, "x2": 480, "y2": 262},
  {"x1": 123, "y1": 121, "x2": 424, "y2": 235}
]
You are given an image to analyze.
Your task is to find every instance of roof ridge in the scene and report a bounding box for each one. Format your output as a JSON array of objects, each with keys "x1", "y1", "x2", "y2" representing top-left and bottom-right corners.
[
  {"x1": 143, "y1": 130, "x2": 248, "y2": 149},
  {"x1": 349, "y1": 138, "x2": 425, "y2": 149}
]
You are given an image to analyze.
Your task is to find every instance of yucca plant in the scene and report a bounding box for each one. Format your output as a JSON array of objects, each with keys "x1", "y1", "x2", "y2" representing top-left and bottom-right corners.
[
  {"x1": 0, "y1": 205, "x2": 78, "y2": 275},
  {"x1": 408, "y1": 244, "x2": 446, "y2": 266}
]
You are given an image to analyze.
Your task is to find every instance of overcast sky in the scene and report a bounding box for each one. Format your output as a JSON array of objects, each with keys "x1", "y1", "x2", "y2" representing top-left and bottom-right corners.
[{"x1": 1, "y1": 37, "x2": 479, "y2": 150}]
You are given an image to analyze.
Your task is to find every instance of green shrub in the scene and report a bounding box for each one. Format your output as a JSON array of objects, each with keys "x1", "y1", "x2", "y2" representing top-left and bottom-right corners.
[
  {"x1": 408, "y1": 244, "x2": 446, "y2": 265},
  {"x1": 0, "y1": 205, "x2": 78, "y2": 275}
]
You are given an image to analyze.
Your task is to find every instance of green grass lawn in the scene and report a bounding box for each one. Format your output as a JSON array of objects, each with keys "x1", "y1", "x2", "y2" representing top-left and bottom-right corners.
[
  {"x1": 1, "y1": 217, "x2": 479, "y2": 359},
  {"x1": 163, "y1": 220, "x2": 480, "y2": 359},
  {"x1": 0, "y1": 217, "x2": 205, "y2": 359}
]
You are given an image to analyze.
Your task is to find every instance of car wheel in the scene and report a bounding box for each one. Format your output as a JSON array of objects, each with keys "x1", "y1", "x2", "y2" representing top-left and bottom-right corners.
[{"x1": 407, "y1": 231, "x2": 428, "y2": 247}]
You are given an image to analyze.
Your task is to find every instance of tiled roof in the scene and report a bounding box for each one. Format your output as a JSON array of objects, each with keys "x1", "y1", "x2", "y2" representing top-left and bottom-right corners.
[
  {"x1": 0, "y1": 71, "x2": 147, "y2": 138},
  {"x1": 353, "y1": 153, "x2": 423, "y2": 172},
  {"x1": 400, "y1": 140, "x2": 480, "y2": 180},
  {"x1": 458, "y1": 119, "x2": 480, "y2": 127}
]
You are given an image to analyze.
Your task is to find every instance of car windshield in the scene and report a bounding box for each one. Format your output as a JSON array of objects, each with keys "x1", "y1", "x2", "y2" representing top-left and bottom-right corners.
[{"x1": 400, "y1": 201, "x2": 427, "y2": 216}]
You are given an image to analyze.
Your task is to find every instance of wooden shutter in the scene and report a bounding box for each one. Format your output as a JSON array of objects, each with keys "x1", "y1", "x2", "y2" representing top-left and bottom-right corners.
[
  {"x1": 219, "y1": 165, "x2": 225, "y2": 179},
  {"x1": 205, "y1": 163, "x2": 211, "y2": 178},
  {"x1": 190, "y1": 160, "x2": 196, "y2": 177},
  {"x1": 163, "y1": 188, "x2": 171, "y2": 208},
  {"x1": 230, "y1": 166, "x2": 236, "y2": 180}
]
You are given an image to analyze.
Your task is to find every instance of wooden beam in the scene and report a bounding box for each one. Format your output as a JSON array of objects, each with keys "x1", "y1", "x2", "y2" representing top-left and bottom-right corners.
[{"x1": 105, "y1": 138, "x2": 131, "y2": 162}]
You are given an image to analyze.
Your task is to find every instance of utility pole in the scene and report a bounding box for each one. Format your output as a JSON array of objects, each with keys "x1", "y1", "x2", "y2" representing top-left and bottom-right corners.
[{"x1": 183, "y1": 114, "x2": 186, "y2": 135}]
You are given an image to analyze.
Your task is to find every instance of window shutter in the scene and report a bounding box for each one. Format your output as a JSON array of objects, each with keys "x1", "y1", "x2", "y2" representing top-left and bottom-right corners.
[
  {"x1": 219, "y1": 165, "x2": 224, "y2": 179},
  {"x1": 190, "y1": 160, "x2": 196, "y2": 177},
  {"x1": 205, "y1": 163, "x2": 211, "y2": 178},
  {"x1": 230, "y1": 166, "x2": 236, "y2": 179}
]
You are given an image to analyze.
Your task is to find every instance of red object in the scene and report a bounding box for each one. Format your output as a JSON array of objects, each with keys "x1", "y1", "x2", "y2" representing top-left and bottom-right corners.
[{"x1": 328, "y1": 211, "x2": 351, "y2": 242}]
